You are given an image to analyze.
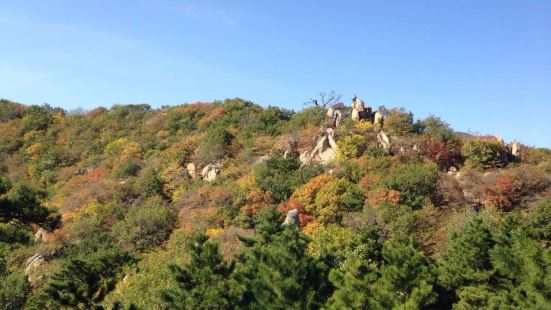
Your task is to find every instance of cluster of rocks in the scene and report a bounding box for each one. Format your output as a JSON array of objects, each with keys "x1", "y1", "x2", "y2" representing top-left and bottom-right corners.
[
  {"x1": 326, "y1": 95, "x2": 384, "y2": 128},
  {"x1": 185, "y1": 162, "x2": 221, "y2": 182},
  {"x1": 299, "y1": 128, "x2": 339, "y2": 165}
]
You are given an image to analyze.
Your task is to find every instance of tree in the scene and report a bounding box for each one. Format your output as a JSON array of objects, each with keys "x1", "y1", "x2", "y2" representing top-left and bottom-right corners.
[
  {"x1": 0, "y1": 271, "x2": 31, "y2": 310},
  {"x1": 233, "y1": 208, "x2": 332, "y2": 309},
  {"x1": 304, "y1": 90, "x2": 342, "y2": 108},
  {"x1": 41, "y1": 247, "x2": 132, "y2": 310},
  {"x1": 253, "y1": 154, "x2": 302, "y2": 203},
  {"x1": 377, "y1": 163, "x2": 438, "y2": 209},
  {"x1": 462, "y1": 140, "x2": 508, "y2": 169},
  {"x1": 327, "y1": 238, "x2": 436, "y2": 309},
  {"x1": 0, "y1": 177, "x2": 61, "y2": 233},
  {"x1": 113, "y1": 201, "x2": 177, "y2": 252},
  {"x1": 313, "y1": 178, "x2": 364, "y2": 224},
  {"x1": 527, "y1": 199, "x2": 551, "y2": 245},
  {"x1": 371, "y1": 238, "x2": 437, "y2": 309},
  {"x1": 162, "y1": 233, "x2": 237, "y2": 310},
  {"x1": 438, "y1": 217, "x2": 495, "y2": 291}
]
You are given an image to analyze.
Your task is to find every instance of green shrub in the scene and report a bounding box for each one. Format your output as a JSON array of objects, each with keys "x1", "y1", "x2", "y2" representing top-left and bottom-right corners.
[
  {"x1": 253, "y1": 155, "x2": 324, "y2": 203},
  {"x1": 528, "y1": 199, "x2": 551, "y2": 244},
  {"x1": 286, "y1": 106, "x2": 326, "y2": 131},
  {"x1": 196, "y1": 126, "x2": 234, "y2": 164},
  {"x1": 115, "y1": 158, "x2": 141, "y2": 177},
  {"x1": 377, "y1": 163, "x2": 438, "y2": 209},
  {"x1": 462, "y1": 140, "x2": 507, "y2": 169},
  {"x1": 314, "y1": 178, "x2": 364, "y2": 224},
  {"x1": 384, "y1": 108, "x2": 416, "y2": 136},
  {"x1": 113, "y1": 199, "x2": 177, "y2": 251},
  {"x1": 0, "y1": 271, "x2": 31, "y2": 310}
]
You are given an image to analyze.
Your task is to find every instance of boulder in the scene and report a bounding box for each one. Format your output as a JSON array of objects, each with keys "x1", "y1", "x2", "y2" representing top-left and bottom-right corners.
[
  {"x1": 351, "y1": 109, "x2": 360, "y2": 121},
  {"x1": 373, "y1": 111, "x2": 384, "y2": 125},
  {"x1": 377, "y1": 130, "x2": 391, "y2": 152},
  {"x1": 201, "y1": 163, "x2": 221, "y2": 182},
  {"x1": 186, "y1": 163, "x2": 197, "y2": 179},
  {"x1": 299, "y1": 128, "x2": 338, "y2": 165},
  {"x1": 334, "y1": 110, "x2": 343, "y2": 128},
  {"x1": 511, "y1": 140, "x2": 521, "y2": 158},
  {"x1": 282, "y1": 209, "x2": 300, "y2": 227},
  {"x1": 35, "y1": 228, "x2": 47, "y2": 242},
  {"x1": 326, "y1": 107, "x2": 334, "y2": 118},
  {"x1": 255, "y1": 155, "x2": 271, "y2": 164},
  {"x1": 25, "y1": 254, "x2": 44, "y2": 275}
]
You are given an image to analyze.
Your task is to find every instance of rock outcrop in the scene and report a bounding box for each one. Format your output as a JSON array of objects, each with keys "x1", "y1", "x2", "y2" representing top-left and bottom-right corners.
[
  {"x1": 25, "y1": 254, "x2": 44, "y2": 275},
  {"x1": 377, "y1": 130, "x2": 391, "y2": 152},
  {"x1": 282, "y1": 209, "x2": 300, "y2": 227},
  {"x1": 373, "y1": 111, "x2": 384, "y2": 125},
  {"x1": 299, "y1": 128, "x2": 338, "y2": 165},
  {"x1": 186, "y1": 163, "x2": 197, "y2": 179},
  {"x1": 201, "y1": 163, "x2": 221, "y2": 182},
  {"x1": 511, "y1": 140, "x2": 521, "y2": 158},
  {"x1": 34, "y1": 228, "x2": 47, "y2": 242}
]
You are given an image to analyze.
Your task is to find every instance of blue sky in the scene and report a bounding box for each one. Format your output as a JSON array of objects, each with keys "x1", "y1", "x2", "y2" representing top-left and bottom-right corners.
[{"x1": 0, "y1": 1, "x2": 550, "y2": 147}]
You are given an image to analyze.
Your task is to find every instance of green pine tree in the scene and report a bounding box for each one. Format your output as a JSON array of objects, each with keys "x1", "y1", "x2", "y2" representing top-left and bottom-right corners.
[
  {"x1": 438, "y1": 217, "x2": 495, "y2": 291},
  {"x1": 233, "y1": 208, "x2": 332, "y2": 309},
  {"x1": 36, "y1": 247, "x2": 131, "y2": 310},
  {"x1": 162, "y1": 232, "x2": 237, "y2": 310}
]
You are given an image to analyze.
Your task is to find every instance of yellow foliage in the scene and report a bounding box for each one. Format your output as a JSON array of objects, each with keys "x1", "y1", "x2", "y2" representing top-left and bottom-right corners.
[
  {"x1": 53, "y1": 112, "x2": 65, "y2": 123},
  {"x1": 156, "y1": 130, "x2": 170, "y2": 140},
  {"x1": 23, "y1": 130, "x2": 43, "y2": 144},
  {"x1": 206, "y1": 227, "x2": 224, "y2": 237},
  {"x1": 354, "y1": 121, "x2": 374, "y2": 131},
  {"x1": 160, "y1": 162, "x2": 186, "y2": 201},
  {"x1": 291, "y1": 174, "x2": 336, "y2": 215},
  {"x1": 302, "y1": 221, "x2": 322, "y2": 237},
  {"x1": 25, "y1": 142, "x2": 45, "y2": 160}
]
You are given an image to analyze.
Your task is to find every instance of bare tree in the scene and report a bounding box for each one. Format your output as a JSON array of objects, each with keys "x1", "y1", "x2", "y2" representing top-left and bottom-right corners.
[{"x1": 304, "y1": 90, "x2": 342, "y2": 108}]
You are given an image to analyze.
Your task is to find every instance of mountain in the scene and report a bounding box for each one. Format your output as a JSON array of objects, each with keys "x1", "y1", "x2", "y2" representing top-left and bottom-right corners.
[{"x1": 1, "y1": 97, "x2": 551, "y2": 309}]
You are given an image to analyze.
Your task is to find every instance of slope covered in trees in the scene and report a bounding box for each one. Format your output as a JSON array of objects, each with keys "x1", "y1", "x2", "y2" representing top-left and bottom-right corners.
[{"x1": 1, "y1": 97, "x2": 550, "y2": 309}]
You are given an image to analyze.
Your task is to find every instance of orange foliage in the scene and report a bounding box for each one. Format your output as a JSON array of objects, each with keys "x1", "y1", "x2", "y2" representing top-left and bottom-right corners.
[
  {"x1": 197, "y1": 106, "x2": 225, "y2": 128},
  {"x1": 240, "y1": 186, "x2": 273, "y2": 216},
  {"x1": 358, "y1": 174, "x2": 380, "y2": 194},
  {"x1": 484, "y1": 176, "x2": 522, "y2": 211},
  {"x1": 291, "y1": 174, "x2": 336, "y2": 214},
  {"x1": 366, "y1": 188, "x2": 401, "y2": 208}
]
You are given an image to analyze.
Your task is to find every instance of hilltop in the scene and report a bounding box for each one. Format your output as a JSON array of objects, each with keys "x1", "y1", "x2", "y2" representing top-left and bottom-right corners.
[{"x1": 1, "y1": 97, "x2": 551, "y2": 309}]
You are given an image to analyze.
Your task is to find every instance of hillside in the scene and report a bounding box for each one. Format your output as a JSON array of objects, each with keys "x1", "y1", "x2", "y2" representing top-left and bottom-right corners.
[{"x1": 1, "y1": 97, "x2": 551, "y2": 309}]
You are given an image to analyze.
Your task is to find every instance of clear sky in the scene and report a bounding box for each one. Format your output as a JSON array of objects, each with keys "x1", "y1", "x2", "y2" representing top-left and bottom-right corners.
[{"x1": 1, "y1": 1, "x2": 550, "y2": 147}]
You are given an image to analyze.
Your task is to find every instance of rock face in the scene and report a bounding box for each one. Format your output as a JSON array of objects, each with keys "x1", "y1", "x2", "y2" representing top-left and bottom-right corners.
[
  {"x1": 25, "y1": 254, "x2": 44, "y2": 275},
  {"x1": 35, "y1": 228, "x2": 47, "y2": 242},
  {"x1": 282, "y1": 209, "x2": 300, "y2": 227},
  {"x1": 377, "y1": 130, "x2": 391, "y2": 152},
  {"x1": 511, "y1": 140, "x2": 521, "y2": 158},
  {"x1": 299, "y1": 128, "x2": 338, "y2": 165},
  {"x1": 186, "y1": 163, "x2": 197, "y2": 179},
  {"x1": 201, "y1": 163, "x2": 221, "y2": 182},
  {"x1": 373, "y1": 112, "x2": 384, "y2": 125}
]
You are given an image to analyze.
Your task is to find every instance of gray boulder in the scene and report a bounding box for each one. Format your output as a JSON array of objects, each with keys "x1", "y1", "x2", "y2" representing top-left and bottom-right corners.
[
  {"x1": 282, "y1": 209, "x2": 300, "y2": 227},
  {"x1": 299, "y1": 128, "x2": 338, "y2": 165}
]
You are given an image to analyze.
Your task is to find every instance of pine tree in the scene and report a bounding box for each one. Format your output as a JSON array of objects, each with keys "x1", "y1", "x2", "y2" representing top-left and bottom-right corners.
[
  {"x1": 325, "y1": 259, "x2": 378, "y2": 309},
  {"x1": 371, "y1": 238, "x2": 437, "y2": 309},
  {"x1": 233, "y1": 208, "x2": 332, "y2": 309},
  {"x1": 42, "y1": 247, "x2": 131, "y2": 310},
  {"x1": 438, "y1": 217, "x2": 495, "y2": 291},
  {"x1": 0, "y1": 177, "x2": 61, "y2": 236},
  {"x1": 162, "y1": 232, "x2": 237, "y2": 310}
]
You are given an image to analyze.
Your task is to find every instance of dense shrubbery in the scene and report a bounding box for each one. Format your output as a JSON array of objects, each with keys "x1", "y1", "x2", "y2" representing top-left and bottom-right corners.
[
  {"x1": 462, "y1": 140, "x2": 508, "y2": 169},
  {"x1": 1, "y1": 99, "x2": 550, "y2": 309},
  {"x1": 377, "y1": 163, "x2": 438, "y2": 209}
]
